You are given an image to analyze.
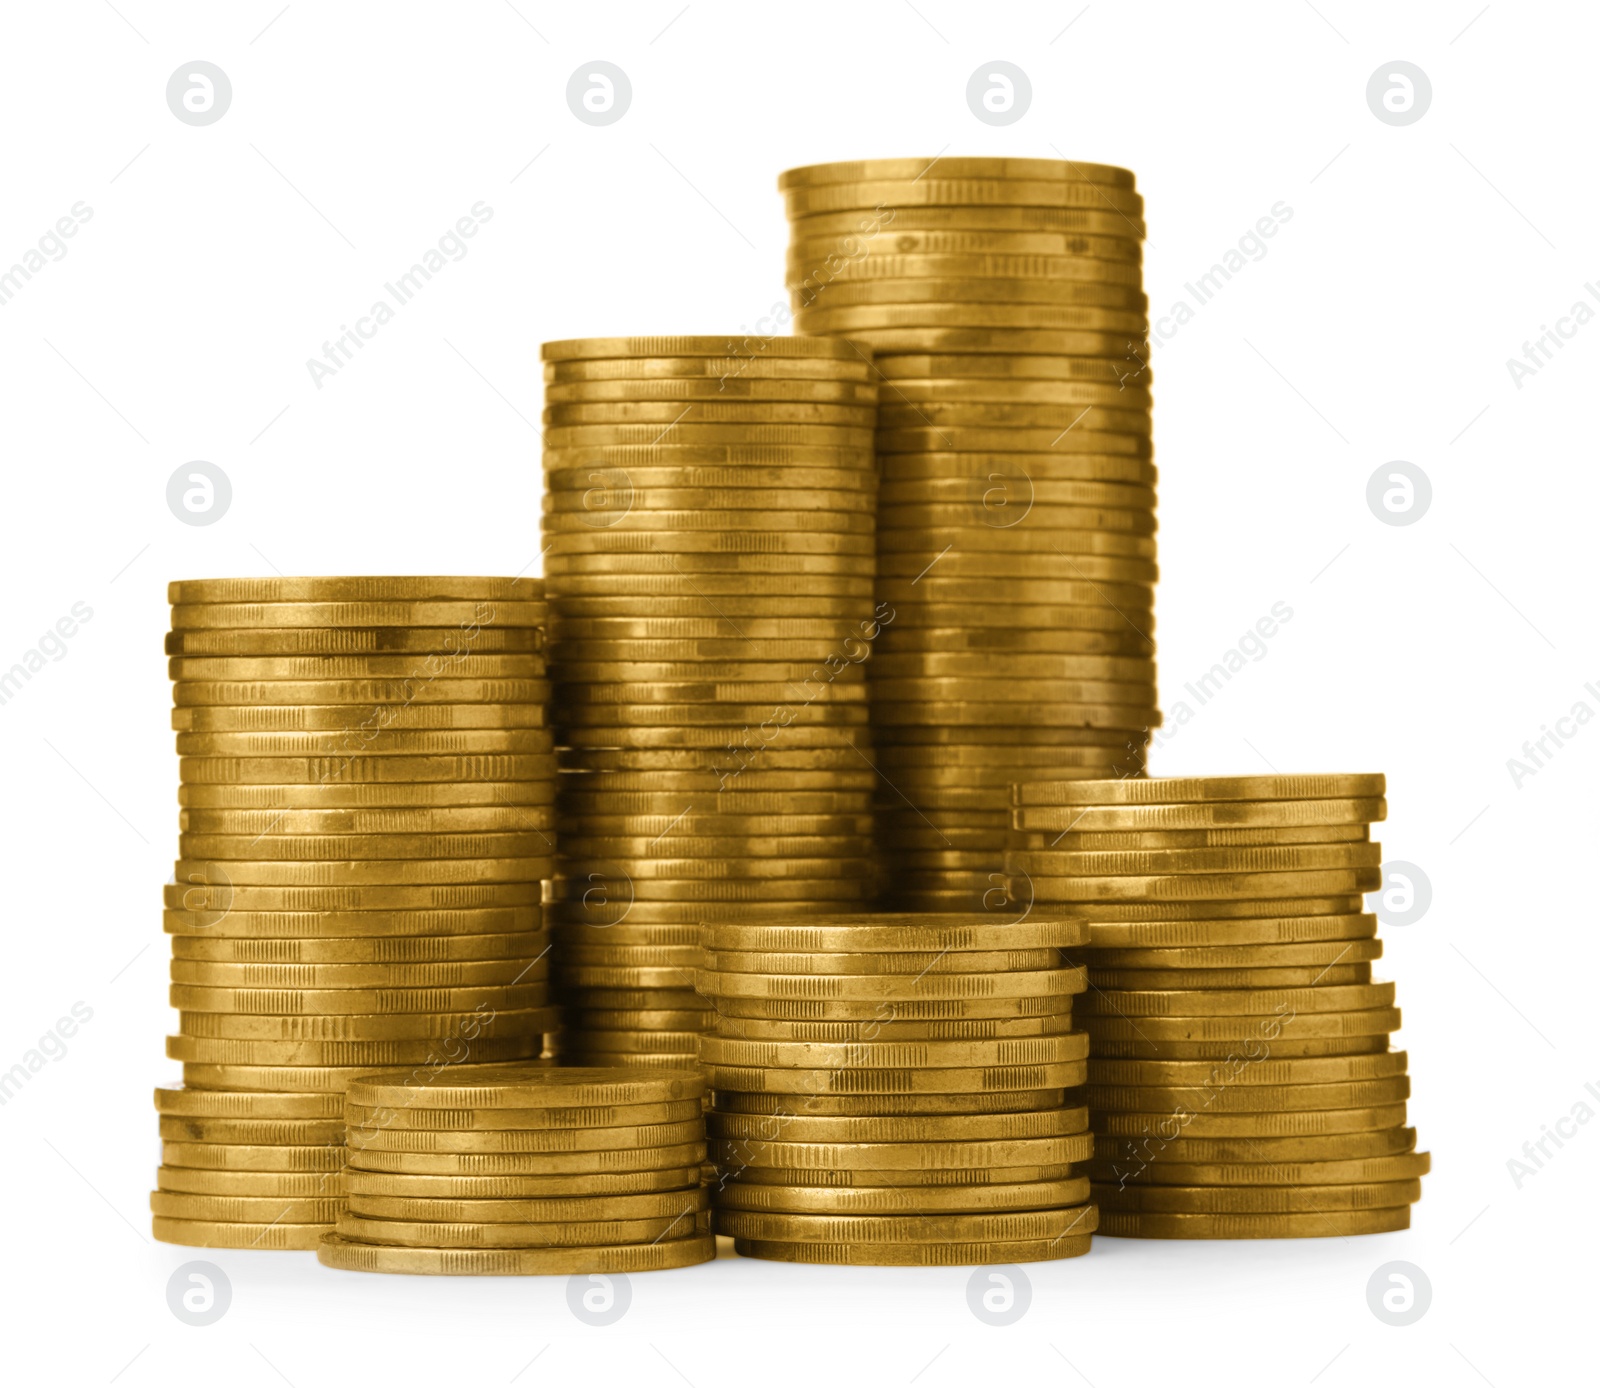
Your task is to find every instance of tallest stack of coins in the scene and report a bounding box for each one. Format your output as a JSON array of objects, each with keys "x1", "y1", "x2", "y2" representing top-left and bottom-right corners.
[
  {"x1": 1005, "y1": 774, "x2": 1427, "y2": 1238},
  {"x1": 540, "y1": 338, "x2": 883, "y2": 1071},
  {"x1": 780, "y1": 159, "x2": 1159, "y2": 912},
  {"x1": 153, "y1": 578, "x2": 557, "y2": 1250}
]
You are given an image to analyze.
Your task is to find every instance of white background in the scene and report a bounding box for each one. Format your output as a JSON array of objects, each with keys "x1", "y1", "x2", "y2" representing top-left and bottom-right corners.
[{"x1": 0, "y1": 1, "x2": 1592, "y2": 1383}]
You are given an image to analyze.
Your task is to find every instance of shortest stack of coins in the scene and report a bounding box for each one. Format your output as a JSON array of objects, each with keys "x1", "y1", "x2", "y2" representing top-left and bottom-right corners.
[
  {"x1": 318, "y1": 1065, "x2": 714, "y2": 1274},
  {"x1": 1005, "y1": 773, "x2": 1427, "y2": 1239},
  {"x1": 698, "y1": 913, "x2": 1097, "y2": 1265},
  {"x1": 152, "y1": 1086, "x2": 346, "y2": 1249}
]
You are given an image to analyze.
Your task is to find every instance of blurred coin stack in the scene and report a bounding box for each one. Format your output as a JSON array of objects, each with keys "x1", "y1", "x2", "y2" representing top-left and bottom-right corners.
[
  {"x1": 541, "y1": 337, "x2": 883, "y2": 1069},
  {"x1": 698, "y1": 913, "x2": 1097, "y2": 1264},
  {"x1": 319, "y1": 1065, "x2": 713, "y2": 1274},
  {"x1": 1005, "y1": 774, "x2": 1427, "y2": 1238},
  {"x1": 780, "y1": 158, "x2": 1158, "y2": 911},
  {"x1": 153, "y1": 577, "x2": 558, "y2": 1249}
]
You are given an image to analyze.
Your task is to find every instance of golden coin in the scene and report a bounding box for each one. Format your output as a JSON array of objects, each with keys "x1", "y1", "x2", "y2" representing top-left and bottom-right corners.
[
  {"x1": 713, "y1": 1090, "x2": 1062, "y2": 1117},
  {"x1": 155, "y1": 1167, "x2": 346, "y2": 1197},
  {"x1": 700, "y1": 967, "x2": 1083, "y2": 1000},
  {"x1": 150, "y1": 1192, "x2": 345, "y2": 1222},
  {"x1": 705, "y1": 1017, "x2": 1076, "y2": 1043},
  {"x1": 169, "y1": 578, "x2": 540, "y2": 604},
  {"x1": 543, "y1": 402, "x2": 877, "y2": 427},
  {"x1": 1088, "y1": 1076, "x2": 1410, "y2": 1114},
  {"x1": 176, "y1": 1004, "x2": 554, "y2": 1036},
  {"x1": 174, "y1": 832, "x2": 553, "y2": 864},
  {"x1": 156, "y1": 1116, "x2": 346, "y2": 1144},
  {"x1": 725, "y1": 1162, "x2": 1077, "y2": 1188},
  {"x1": 542, "y1": 444, "x2": 873, "y2": 470},
  {"x1": 171, "y1": 677, "x2": 548, "y2": 706},
  {"x1": 1089, "y1": 1037, "x2": 1392, "y2": 1061},
  {"x1": 166, "y1": 626, "x2": 542, "y2": 656},
  {"x1": 166, "y1": 1035, "x2": 544, "y2": 1065},
  {"x1": 563, "y1": 814, "x2": 873, "y2": 838},
  {"x1": 796, "y1": 281, "x2": 1145, "y2": 314},
  {"x1": 784, "y1": 176, "x2": 1143, "y2": 213},
  {"x1": 1087, "y1": 1053, "x2": 1407, "y2": 1088},
  {"x1": 881, "y1": 449, "x2": 1155, "y2": 482},
  {"x1": 1081, "y1": 1005, "x2": 1401, "y2": 1043},
  {"x1": 153, "y1": 1086, "x2": 344, "y2": 1119},
  {"x1": 872, "y1": 377, "x2": 1152, "y2": 406},
  {"x1": 544, "y1": 379, "x2": 878, "y2": 404},
  {"x1": 170, "y1": 673, "x2": 545, "y2": 703},
  {"x1": 703, "y1": 948, "x2": 1059, "y2": 976},
  {"x1": 169, "y1": 958, "x2": 546, "y2": 988},
  {"x1": 169, "y1": 859, "x2": 553, "y2": 887},
  {"x1": 347, "y1": 1119, "x2": 703, "y2": 1155},
  {"x1": 701, "y1": 915, "x2": 1088, "y2": 951},
  {"x1": 708, "y1": 1108, "x2": 1086, "y2": 1144},
  {"x1": 173, "y1": 1062, "x2": 526, "y2": 1093},
  {"x1": 715, "y1": 1206, "x2": 1096, "y2": 1247},
  {"x1": 1083, "y1": 913, "x2": 1376, "y2": 948},
  {"x1": 348, "y1": 1063, "x2": 702, "y2": 1110},
  {"x1": 1094, "y1": 1127, "x2": 1417, "y2": 1164},
  {"x1": 1095, "y1": 1208, "x2": 1408, "y2": 1238},
  {"x1": 1017, "y1": 827, "x2": 1370, "y2": 852},
  {"x1": 176, "y1": 799, "x2": 548, "y2": 832},
  {"x1": 712, "y1": 995, "x2": 1074, "y2": 1022},
  {"x1": 1093, "y1": 1180, "x2": 1421, "y2": 1213},
  {"x1": 164, "y1": 907, "x2": 542, "y2": 939},
  {"x1": 543, "y1": 355, "x2": 872, "y2": 382},
  {"x1": 1085, "y1": 941, "x2": 1383, "y2": 971},
  {"x1": 343, "y1": 1099, "x2": 700, "y2": 1132},
  {"x1": 169, "y1": 983, "x2": 548, "y2": 1015},
  {"x1": 333, "y1": 1211, "x2": 709, "y2": 1248},
  {"x1": 162, "y1": 1141, "x2": 346, "y2": 1172},
  {"x1": 731, "y1": 1233, "x2": 1092, "y2": 1264},
  {"x1": 174, "y1": 732, "x2": 552, "y2": 759},
  {"x1": 1086, "y1": 1152, "x2": 1431, "y2": 1187},
  {"x1": 344, "y1": 1167, "x2": 702, "y2": 1199},
  {"x1": 702, "y1": 1062, "x2": 1087, "y2": 1094},
  {"x1": 788, "y1": 230, "x2": 1141, "y2": 268},
  {"x1": 790, "y1": 203, "x2": 1146, "y2": 237},
  {"x1": 542, "y1": 335, "x2": 868, "y2": 362},
  {"x1": 555, "y1": 662, "x2": 867, "y2": 686},
  {"x1": 1095, "y1": 1105, "x2": 1408, "y2": 1140},
  {"x1": 1091, "y1": 964, "x2": 1372, "y2": 990},
  {"x1": 701, "y1": 1036, "x2": 1086, "y2": 1070},
  {"x1": 1012, "y1": 797, "x2": 1386, "y2": 831},
  {"x1": 797, "y1": 305, "x2": 1145, "y2": 336},
  {"x1": 713, "y1": 1178, "x2": 1087, "y2": 1215},
  {"x1": 164, "y1": 879, "x2": 544, "y2": 910},
  {"x1": 1078, "y1": 982, "x2": 1395, "y2": 1017},
  {"x1": 1016, "y1": 775, "x2": 1387, "y2": 807},
  {"x1": 174, "y1": 781, "x2": 555, "y2": 810},
  {"x1": 780, "y1": 157, "x2": 1138, "y2": 190},
  {"x1": 544, "y1": 424, "x2": 875, "y2": 449},
  {"x1": 316, "y1": 1231, "x2": 716, "y2": 1274},
  {"x1": 876, "y1": 398, "x2": 1150, "y2": 429},
  {"x1": 551, "y1": 596, "x2": 878, "y2": 619},
  {"x1": 841, "y1": 328, "x2": 1145, "y2": 357},
  {"x1": 177, "y1": 753, "x2": 555, "y2": 784},
  {"x1": 154, "y1": 1217, "x2": 330, "y2": 1250},
  {"x1": 1026, "y1": 868, "x2": 1383, "y2": 902},
  {"x1": 345, "y1": 1143, "x2": 707, "y2": 1176},
  {"x1": 169, "y1": 601, "x2": 545, "y2": 631},
  {"x1": 346, "y1": 1188, "x2": 710, "y2": 1222}
]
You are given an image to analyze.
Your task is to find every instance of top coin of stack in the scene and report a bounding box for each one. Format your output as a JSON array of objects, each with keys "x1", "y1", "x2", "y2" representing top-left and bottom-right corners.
[
  {"x1": 699, "y1": 912, "x2": 1096, "y2": 1266},
  {"x1": 155, "y1": 577, "x2": 558, "y2": 1249},
  {"x1": 540, "y1": 337, "x2": 884, "y2": 1071},
  {"x1": 779, "y1": 158, "x2": 1158, "y2": 912},
  {"x1": 1005, "y1": 773, "x2": 1427, "y2": 1238}
]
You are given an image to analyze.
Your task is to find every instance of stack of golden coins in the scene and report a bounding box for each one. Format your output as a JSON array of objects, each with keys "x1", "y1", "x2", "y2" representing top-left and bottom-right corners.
[
  {"x1": 541, "y1": 337, "x2": 883, "y2": 1069},
  {"x1": 153, "y1": 577, "x2": 558, "y2": 1249},
  {"x1": 1005, "y1": 774, "x2": 1427, "y2": 1238},
  {"x1": 698, "y1": 913, "x2": 1097, "y2": 1264},
  {"x1": 779, "y1": 158, "x2": 1158, "y2": 912},
  {"x1": 318, "y1": 1064, "x2": 714, "y2": 1274}
]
